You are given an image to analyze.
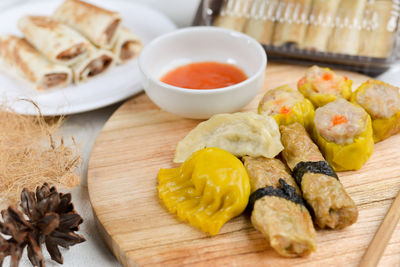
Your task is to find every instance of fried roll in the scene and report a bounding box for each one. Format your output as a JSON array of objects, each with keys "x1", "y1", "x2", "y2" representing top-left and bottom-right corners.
[
  {"x1": 280, "y1": 123, "x2": 358, "y2": 229},
  {"x1": 258, "y1": 85, "x2": 315, "y2": 131},
  {"x1": 272, "y1": 0, "x2": 313, "y2": 47},
  {"x1": 111, "y1": 27, "x2": 143, "y2": 64},
  {"x1": 243, "y1": 156, "x2": 316, "y2": 257},
  {"x1": 359, "y1": 0, "x2": 398, "y2": 58},
  {"x1": 243, "y1": 0, "x2": 279, "y2": 45},
  {"x1": 327, "y1": 0, "x2": 367, "y2": 55},
  {"x1": 213, "y1": 0, "x2": 253, "y2": 32},
  {"x1": 71, "y1": 47, "x2": 114, "y2": 83},
  {"x1": 18, "y1": 16, "x2": 90, "y2": 66},
  {"x1": 0, "y1": 35, "x2": 72, "y2": 90},
  {"x1": 297, "y1": 65, "x2": 352, "y2": 107},
  {"x1": 302, "y1": 0, "x2": 341, "y2": 51},
  {"x1": 53, "y1": 0, "x2": 122, "y2": 49},
  {"x1": 351, "y1": 80, "x2": 400, "y2": 142}
]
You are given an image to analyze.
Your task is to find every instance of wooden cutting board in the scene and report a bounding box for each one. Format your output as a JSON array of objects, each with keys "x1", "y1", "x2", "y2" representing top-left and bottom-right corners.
[{"x1": 87, "y1": 63, "x2": 400, "y2": 267}]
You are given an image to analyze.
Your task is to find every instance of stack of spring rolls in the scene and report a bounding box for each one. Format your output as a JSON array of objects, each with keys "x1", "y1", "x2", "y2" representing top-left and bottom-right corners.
[
  {"x1": 0, "y1": 0, "x2": 143, "y2": 90},
  {"x1": 213, "y1": 0, "x2": 399, "y2": 58}
]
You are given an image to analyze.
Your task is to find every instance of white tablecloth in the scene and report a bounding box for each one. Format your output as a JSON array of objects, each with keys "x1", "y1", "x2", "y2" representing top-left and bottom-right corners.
[{"x1": 0, "y1": 1, "x2": 399, "y2": 266}]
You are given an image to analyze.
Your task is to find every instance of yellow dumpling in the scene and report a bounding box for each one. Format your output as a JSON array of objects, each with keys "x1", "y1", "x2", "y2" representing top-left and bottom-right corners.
[{"x1": 158, "y1": 147, "x2": 250, "y2": 236}]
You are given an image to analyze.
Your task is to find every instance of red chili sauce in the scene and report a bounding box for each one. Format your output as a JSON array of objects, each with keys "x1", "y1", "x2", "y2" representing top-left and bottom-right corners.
[{"x1": 160, "y1": 61, "x2": 247, "y2": 90}]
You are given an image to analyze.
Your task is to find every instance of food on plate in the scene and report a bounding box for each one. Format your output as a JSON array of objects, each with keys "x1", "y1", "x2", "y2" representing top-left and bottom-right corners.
[
  {"x1": 297, "y1": 66, "x2": 352, "y2": 107},
  {"x1": 213, "y1": 0, "x2": 253, "y2": 32},
  {"x1": 0, "y1": 35, "x2": 72, "y2": 90},
  {"x1": 351, "y1": 80, "x2": 400, "y2": 142},
  {"x1": 327, "y1": 0, "x2": 367, "y2": 55},
  {"x1": 18, "y1": 15, "x2": 90, "y2": 66},
  {"x1": 158, "y1": 147, "x2": 250, "y2": 236},
  {"x1": 272, "y1": 0, "x2": 313, "y2": 47},
  {"x1": 302, "y1": 0, "x2": 341, "y2": 51},
  {"x1": 280, "y1": 123, "x2": 358, "y2": 229},
  {"x1": 111, "y1": 26, "x2": 143, "y2": 64},
  {"x1": 243, "y1": 0, "x2": 278, "y2": 45},
  {"x1": 160, "y1": 62, "x2": 247, "y2": 90},
  {"x1": 71, "y1": 47, "x2": 115, "y2": 83},
  {"x1": 53, "y1": 0, "x2": 122, "y2": 49},
  {"x1": 174, "y1": 112, "x2": 283, "y2": 163},
  {"x1": 312, "y1": 98, "x2": 374, "y2": 171},
  {"x1": 243, "y1": 156, "x2": 316, "y2": 257},
  {"x1": 258, "y1": 85, "x2": 315, "y2": 131}
]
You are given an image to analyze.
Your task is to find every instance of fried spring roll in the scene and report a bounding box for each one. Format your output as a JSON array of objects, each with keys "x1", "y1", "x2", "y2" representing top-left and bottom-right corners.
[
  {"x1": 111, "y1": 27, "x2": 143, "y2": 64},
  {"x1": 272, "y1": 0, "x2": 313, "y2": 47},
  {"x1": 213, "y1": 0, "x2": 253, "y2": 32},
  {"x1": 243, "y1": 156, "x2": 316, "y2": 257},
  {"x1": 243, "y1": 0, "x2": 279, "y2": 45},
  {"x1": 53, "y1": 0, "x2": 122, "y2": 49},
  {"x1": 359, "y1": 0, "x2": 398, "y2": 58},
  {"x1": 302, "y1": 0, "x2": 341, "y2": 51},
  {"x1": 18, "y1": 15, "x2": 90, "y2": 66},
  {"x1": 0, "y1": 35, "x2": 72, "y2": 90},
  {"x1": 327, "y1": 0, "x2": 367, "y2": 55},
  {"x1": 280, "y1": 123, "x2": 358, "y2": 229},
  {"x1": 71, "y1": 47, "x2": 114, "y2": 83}
]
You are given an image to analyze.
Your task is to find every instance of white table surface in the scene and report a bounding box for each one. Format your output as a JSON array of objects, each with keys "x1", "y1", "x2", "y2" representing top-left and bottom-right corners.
[{"x1": 1, "y1": 1, "x2": 400, "y2": 266}]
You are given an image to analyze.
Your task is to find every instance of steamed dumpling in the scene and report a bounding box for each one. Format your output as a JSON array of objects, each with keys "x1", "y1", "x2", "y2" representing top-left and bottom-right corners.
[{"x1": 174, "y1": 112, "x2": 283, "y2": 163}]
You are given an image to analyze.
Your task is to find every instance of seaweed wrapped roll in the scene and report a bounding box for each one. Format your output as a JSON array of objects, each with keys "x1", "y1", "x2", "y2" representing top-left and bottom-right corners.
[
  {"x1": 351, "y1": 80, "x2": 400, "y2": 143},
  {"x1": 297, "y1": 66, "x2": 352, "y2": 107},
  {"x1": 280, "y1": 123, "x2": 358, "y2": 229},
  {"x1": 313, "y1": 98, "x2": 374, "y2": 171},
  {"x1": 243, "y1": 156, "x2": 316, "y2": 257},
  {"x1": 258, "y1": 85, "x2": 315, "y2": 131}
]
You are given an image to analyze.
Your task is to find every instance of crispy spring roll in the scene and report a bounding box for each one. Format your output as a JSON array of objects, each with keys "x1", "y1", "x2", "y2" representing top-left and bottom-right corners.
[
  {"x1": 243, "y1": 156, "x2": 316, "y2": 257},
  {"x1": 302, "y1": 0, "x2": 341, "y2": 51},
  {"x1": 111, "y1": 27, "x2": 143, "y2": 64},
  {"x1": 71, "y1": 47, "x2": 114, "y2": 83},
  {"x1": 0, "y1": 35, "x2": 72, "y2": 90},
  {"x1": 18, "y1": 15, "x2": 90, "y2": 66},
  {"x1": 328, "y1": 0, "x2": 367, "y2": 55},
  {"x1": 272, "y1": 0, "x2": 313, "y2": 47},
  {"x1": 359, "y1": 0, "x2": 398, "y2": 58},
  {"x1": 243, "y1": 0, "x2": 279, "y2": 45},
  {"x1": 280, "y1": 123, "x2": 358, "y2": 229},
  {"x1": 53, "y1": 0, "x2": 122, "y2": 49},
  {"x1": 213, "y1": 0, "x2": 253, "y2": 32}
]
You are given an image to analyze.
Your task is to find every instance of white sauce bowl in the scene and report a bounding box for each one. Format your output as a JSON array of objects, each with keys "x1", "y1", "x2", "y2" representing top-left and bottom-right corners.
[{"x1": 138, "y1": 26, "x2": 267, "y2": 119}]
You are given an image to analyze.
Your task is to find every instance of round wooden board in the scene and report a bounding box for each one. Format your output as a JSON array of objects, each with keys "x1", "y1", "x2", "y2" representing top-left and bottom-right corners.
[{"x1": 88, "y1": 63, "x2": 400, "y2": 267}]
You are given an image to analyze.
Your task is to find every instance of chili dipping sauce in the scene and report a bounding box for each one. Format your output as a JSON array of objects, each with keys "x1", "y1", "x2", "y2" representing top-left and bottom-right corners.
[{"x1": 160, "y1": 61, "x2": 247, "y2": 90}]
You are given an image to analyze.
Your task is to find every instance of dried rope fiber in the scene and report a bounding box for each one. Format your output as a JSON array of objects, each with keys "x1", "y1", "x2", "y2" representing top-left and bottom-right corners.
[{"x1": 0, "y1": 101, "x2": 80, "y2": 207}]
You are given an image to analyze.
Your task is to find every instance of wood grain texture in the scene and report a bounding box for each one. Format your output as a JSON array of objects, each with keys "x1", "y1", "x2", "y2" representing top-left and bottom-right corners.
[
  {"x1": 87, "y1": 63, "x2": 400, "y2": 267},
  {"x1": 359, "y1": 189, "x2": 400, "y2": 267}
]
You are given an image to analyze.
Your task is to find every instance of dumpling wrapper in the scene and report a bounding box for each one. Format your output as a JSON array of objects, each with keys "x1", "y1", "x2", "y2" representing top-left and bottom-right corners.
[{"x1": 174, "y1": 112, "x2": 283, "y2": 163}]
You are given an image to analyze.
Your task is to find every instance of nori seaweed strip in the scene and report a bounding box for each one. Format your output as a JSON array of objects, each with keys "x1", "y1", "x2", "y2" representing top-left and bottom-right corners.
[
  {"x1": 292, "y1": 161, "x2": 338, "y2": 188},
  {"x1": 247, "y1": 179, "x2": 305, "y2": 213}
]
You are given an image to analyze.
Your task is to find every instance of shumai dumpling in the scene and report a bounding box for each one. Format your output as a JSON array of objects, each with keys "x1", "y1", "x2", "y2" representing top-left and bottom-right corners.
[{"x1": 174, "y1": 112, "x2": 283, "y2": 163}]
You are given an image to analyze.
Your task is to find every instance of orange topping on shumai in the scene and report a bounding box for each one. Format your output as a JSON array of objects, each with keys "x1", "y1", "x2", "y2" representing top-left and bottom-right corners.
[
  {"x1": 298, "y1": 77, "x2": 307, "y2": 88},
  {"x1": 322, "y1": 72, "x2": 333, "y2": 81},
  {"x1": 332, "y1": 114, "x2": 348, "y2": 125},
  {"x1": 280, "y1": 106, "x2": 291, "y2": 114}
]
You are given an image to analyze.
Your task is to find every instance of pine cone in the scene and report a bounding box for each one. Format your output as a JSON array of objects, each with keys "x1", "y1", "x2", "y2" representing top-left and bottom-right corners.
[{"x1": 0, "y1": 183, "x2": 85, "y2": 267}]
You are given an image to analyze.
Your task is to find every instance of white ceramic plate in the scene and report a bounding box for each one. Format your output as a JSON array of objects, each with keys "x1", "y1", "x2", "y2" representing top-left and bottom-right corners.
[{"x1": 0, "y1": 0, "x2": 176, "y2": 115}]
